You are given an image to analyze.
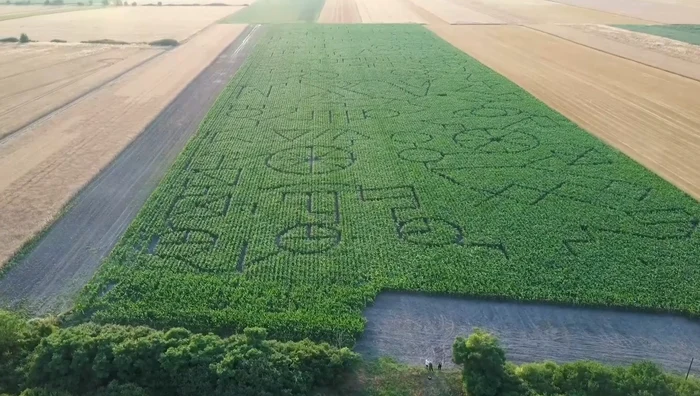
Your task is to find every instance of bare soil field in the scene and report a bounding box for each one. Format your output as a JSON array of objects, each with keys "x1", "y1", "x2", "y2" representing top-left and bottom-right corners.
[
  {"x1": 356, "y1": 293, "x2": 700, "y2": 374},
  {"x1": 355, "y1": 0, "x2": 425, "y2": 23},
  {"x1": 318, "y1": 0, "x2": 361, "y2": 23},
  {"x1": 0, "y1": 5, "x2": 84, "y2": 21},
  {"x1": 550, "y1": 0, "x2": 700, "y2": 23},
  {"x1": 407, "y1": 0, "x2": 502, "y2": 24},
  {"x1": 0, "y1": 6, "x2": 243, "y2": 42},
  {"x1": 0, "y1": 23, "x2": 248, "y2": 270},
  {"x1": 0, "y1": 44, "x2": 162, "y2": 139},
  {"x1": 532, "y1": 24, "x2": 700, "y2": 81},
  {"x1": 452, "y1": 0, "x2": 649, "y2": 24},
  {"x1": 430, "y1": 24, "x2": 700, "y2": 200}
]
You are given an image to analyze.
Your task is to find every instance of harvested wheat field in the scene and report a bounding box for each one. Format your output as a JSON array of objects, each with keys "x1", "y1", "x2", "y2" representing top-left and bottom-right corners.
[
  {"x1": 355, "y1": 0, "x2": 425, "y2": 23},
  {"x1": 0, "y1": 5, "x2": 83, "y2": 22},
  {"x1": 0, "y1": 44, "x2": 162, "y2": 139},
  {"x1": 318, "y1": 0, "x2": 361, "y2": 23},
  {"x1": 550, "y1": 0, "x2": 700, "y2": 23},
  {"x1": 407, "y1": 0, "x2": 502, "y2": 24},
  {"x1": 0, "y1": 6, "x2": 243, "y2": 42},
  {"x1": 430, "y1": 24, "x2": 700, "y2": 200},
  {"x1": 530, "y1": 24, "x2": 700, "y2": 81},
  {"x1": 0, "y1": 23, "x2": 248, "y2": 267},
  {"x1": 451, "y1": 0, "x2": 649, "y2": 24}
]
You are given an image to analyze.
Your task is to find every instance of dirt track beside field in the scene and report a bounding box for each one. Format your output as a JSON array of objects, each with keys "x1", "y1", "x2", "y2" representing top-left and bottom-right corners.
[
  {"x1": 356, "y1": 293, "x2": 700, "y2": 374},
  {"x1": 430, "y1": 24, "x2": 700, "y2": 201}
]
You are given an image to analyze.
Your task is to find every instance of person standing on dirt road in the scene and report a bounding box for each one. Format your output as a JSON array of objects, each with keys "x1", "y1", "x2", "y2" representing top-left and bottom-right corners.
[
  {"x1": 425, "y1": 358, "x2": 430, "y2": 370},
  {"x1": 429, "y1": 361, "x2": 434, "y2": 372},
  {"x1": 438, "y1": 362, "x2": 442, "y2": 371}
]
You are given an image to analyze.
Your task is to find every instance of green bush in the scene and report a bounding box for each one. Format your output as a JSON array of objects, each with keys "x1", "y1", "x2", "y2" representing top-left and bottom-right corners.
[
  {"x1": 22, "y1": 323, "x2": 357, "y2": 396},
  {"x1": 148, "y1": 38, "x2": 178, "y2": 46},
  {"x1": 452, "y1": 329, "x2": 527, "y2": 396},
  {"x1": 0, "y1": 312, "x2": 57, "y2": 395},
  {"x1": 454, "y1": 329, "x2": 700, "y2": 396},
  {"x1": 19, "y1": 33, "x2": 29, "y2": 43}
]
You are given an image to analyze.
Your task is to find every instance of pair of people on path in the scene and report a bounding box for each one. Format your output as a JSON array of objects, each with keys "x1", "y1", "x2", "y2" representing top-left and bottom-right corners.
[{"x1": 425, "y1": 359, "x2": 442, "y2": 372}]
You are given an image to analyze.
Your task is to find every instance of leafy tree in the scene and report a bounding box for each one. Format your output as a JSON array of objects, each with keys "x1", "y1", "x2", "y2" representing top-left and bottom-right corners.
[
  {"x1": 19, "y1": 33, "x2": 29, "y2": 43},
  {"x1": 452, "y1": 328, "x2": 527, "y2": 396},
  {"x1": 22, "y1": 323, "x2": 357, "y2": 396}
]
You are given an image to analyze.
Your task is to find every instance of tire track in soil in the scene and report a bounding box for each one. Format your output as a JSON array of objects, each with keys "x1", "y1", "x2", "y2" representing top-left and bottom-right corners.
[
  {"x1": 0, "y1": 24, "x2": 265, "y2": 315},
  {"x1": 355, "y1": 292, "x2": 700, "y2": 374}
]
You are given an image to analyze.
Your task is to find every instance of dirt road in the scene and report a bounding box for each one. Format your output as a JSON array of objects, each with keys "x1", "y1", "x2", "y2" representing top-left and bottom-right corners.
[
  {"x1": 430, "y1": 24, "x2": 700, "y2": 200},
  {"x1": 356, "y1": 292, "x2": 700, "y2": 374}
]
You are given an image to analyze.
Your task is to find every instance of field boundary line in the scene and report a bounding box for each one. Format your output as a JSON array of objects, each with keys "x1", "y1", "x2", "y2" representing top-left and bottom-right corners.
[{"x1": 523, "y1": 24, "x2": 700, "y2": 84}]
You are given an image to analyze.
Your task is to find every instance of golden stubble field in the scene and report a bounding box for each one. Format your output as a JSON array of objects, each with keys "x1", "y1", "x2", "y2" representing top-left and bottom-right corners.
[
  {"x1": 0, "y1": 5, "x2": 85, "y2": 21},
  {"x1": 0, "y1": 24, "x2": 248, "y2": 267},
  {"x1": 0, "y1": 6, "x2": 243, "y2": 42},
  {"x1": 0, "y1": 43, "x2": 163, "y2": 138}
]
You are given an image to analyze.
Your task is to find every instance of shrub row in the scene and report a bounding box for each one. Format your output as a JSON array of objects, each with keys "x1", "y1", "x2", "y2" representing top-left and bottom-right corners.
[
  {"x1": 0, "y1": 311, "x2": 358, "y2": 396},
  {"x1": 453, "y1": 329, "x2": 700, "y2": 396}
]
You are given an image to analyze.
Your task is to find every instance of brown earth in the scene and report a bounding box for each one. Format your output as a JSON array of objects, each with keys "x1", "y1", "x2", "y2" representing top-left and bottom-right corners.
[
  {"x1": 429, "y1": 24, "x2": 700, "y2": 200},
  {"x1": 0, "y1": 23, "x2": 248, "y2": 268},
  {"x1": 549, "y1": 0, "x2": 700, "y2": 23},
  {"x1": 0, "y1": 44, "x2": 162, "y2": 139},
  {"x1": 531, "y1": 24, "x2": 700, "y2": 81},
  {"x1": 355, "y1": 0, "x2": 426, "y2": 23},
  {"x1": 0, "y1": 6, "x2": 243, "y2": 42},
  {"x1": 318, "y1": 0, "x2": 362, "y2": 23}
]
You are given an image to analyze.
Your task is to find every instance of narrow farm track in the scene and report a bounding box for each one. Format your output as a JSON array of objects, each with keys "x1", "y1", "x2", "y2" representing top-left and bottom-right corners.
[
  {"x1": 356, "y1": 292, "x2": 700, "y2": 374},
  {"x1": 0, "y1": 25, "x2": 263, "y2": 314}
]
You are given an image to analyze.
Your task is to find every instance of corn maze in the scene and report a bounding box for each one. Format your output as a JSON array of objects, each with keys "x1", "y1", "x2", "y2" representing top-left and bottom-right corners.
[{"x1": 76, "y1": 25, "x2": 700, "y2": 343}]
